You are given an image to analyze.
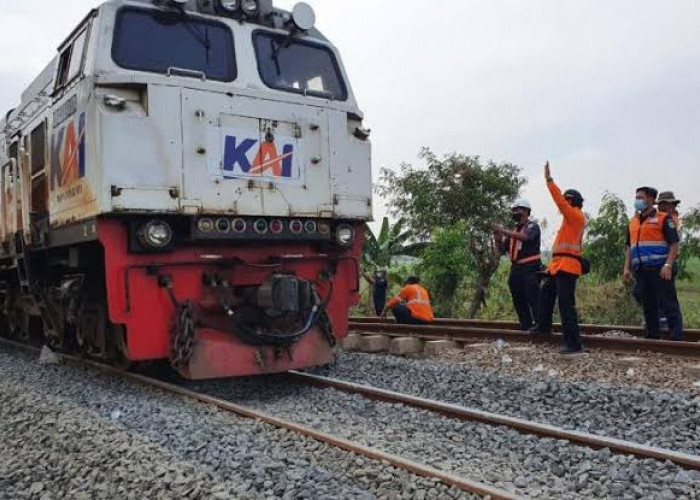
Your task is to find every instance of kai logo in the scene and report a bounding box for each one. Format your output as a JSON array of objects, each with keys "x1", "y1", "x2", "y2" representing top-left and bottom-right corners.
[
  {"x1": 222, "y1": 135, "x2": 297, "y2": 180},
  {"x1": 51, "y1": 112, "x2": 86, "y2": 190}
]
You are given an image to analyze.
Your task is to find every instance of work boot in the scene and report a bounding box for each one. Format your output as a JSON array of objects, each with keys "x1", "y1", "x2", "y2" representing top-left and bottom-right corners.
[
  {"x1": 528, "y1": 325, "x2": 552, "y2": 337},
  {"x1": 559, "y1": 346, "x2": 585, "y2": 355}
]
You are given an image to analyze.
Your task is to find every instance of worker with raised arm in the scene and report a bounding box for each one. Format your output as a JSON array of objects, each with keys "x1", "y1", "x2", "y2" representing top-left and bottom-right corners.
[
  {"x1": 624, "y1": 187, "x2": 683, "y2": 341},
  {"x1": 530, "y1": 162, "x2": 587, "y2": 355},
  {"x1": 494, "y1": 199, "x2": 542, "y2": 330},
  {"x1": 383, "y1": 276, "x2": 434, "y2": 325}
]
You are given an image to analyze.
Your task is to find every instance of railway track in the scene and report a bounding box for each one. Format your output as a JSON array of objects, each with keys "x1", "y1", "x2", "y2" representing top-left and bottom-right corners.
[
  {"x1": 0, "y1": 338, "x2": 515, "y2": 500},
  {"x1": 350, "y1": 317, "x2": 700, "y2": 342},
  {"x1": 288, "y1": 371, "x2": 700, "y2": 472},
  {"x1": 348, "y1": 320, "x2": 700, "y2": 358},
  {"x1": 3, "y1": 337, "x2": 700, "y2": 497}
]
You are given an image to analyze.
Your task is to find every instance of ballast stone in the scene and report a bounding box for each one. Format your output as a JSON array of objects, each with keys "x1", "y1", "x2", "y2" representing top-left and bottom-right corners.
[
  {"x1": 389, "y1": 337, "x2": 424, "y2": 355},
  {"x1": 463, "y1": 343, "x2": 491, "y2": 352},
  {"x1": 617, "y1": 356, "x2": 644, "y2": 367},
  {"x1": 38, "y1": 346, "x2": 60, "y2": 366}
]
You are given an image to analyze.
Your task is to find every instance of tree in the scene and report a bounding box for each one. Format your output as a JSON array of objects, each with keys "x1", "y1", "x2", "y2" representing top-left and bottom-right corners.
[
  {"x1": 417, "y1": 222, "x2": 475, "y2": 317},
  {"x1": 363, "y1": 217, "x2": 425, "y2": 270},
  {"x1": 677, "y1": 207, "x2": 700, "y2": 280},
  {"x1": 584, "y1": 192, "x2": 629, "y2": 281},
  {"x1": 378, "y1": 148, "x2": 525, "y2": 317}
]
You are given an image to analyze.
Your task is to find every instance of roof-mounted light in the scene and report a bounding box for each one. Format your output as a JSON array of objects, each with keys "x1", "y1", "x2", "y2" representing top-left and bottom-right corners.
[
  {"x1": 290, "y1": 2, "x2": 315, "y2": 31},
  {"x1": 218, "y1": 0, "x2": 240, "y2": 12},
  {"x1": 241, "y1": 0, "x2": 260, "y2": 17}
]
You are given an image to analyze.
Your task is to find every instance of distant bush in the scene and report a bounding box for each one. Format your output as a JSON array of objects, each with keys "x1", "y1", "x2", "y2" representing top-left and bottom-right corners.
[
  {"x1": 479, "y1": 267, "x2": 643, "y2": 326},
  {"x1": 576, "y1": 274, "x2": 643, "y2": 326}
]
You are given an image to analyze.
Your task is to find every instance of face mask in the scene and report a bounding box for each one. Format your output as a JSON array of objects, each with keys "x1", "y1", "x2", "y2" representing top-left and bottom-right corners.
[{"x1": 634, "y1": 199, "x2": 648, "y2": 212}]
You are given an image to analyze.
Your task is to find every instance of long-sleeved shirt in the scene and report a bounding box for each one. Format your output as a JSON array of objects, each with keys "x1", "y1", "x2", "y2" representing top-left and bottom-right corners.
[{"x1": 547, "y1": 181, "x2": 586, "y2": 276}]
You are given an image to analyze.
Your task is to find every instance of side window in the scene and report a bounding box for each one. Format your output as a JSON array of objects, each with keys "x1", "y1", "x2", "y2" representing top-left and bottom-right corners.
[
  {"x1": 30, "y1": 123, "x2": 46, "y2": 175},
  {"x1": 55, "y1": 25, "x2": 90, "y2": 91},
  {"x1": 56, "y1": 47, "x2": 73, "y2": 88},
  {"x1": 30, "y1": 122, "x2": 48, "y2": 215},
  {"x1": 67, "y1": 30, "x2": 88, "y2": 82},
  {"x1": 8, "y1": 142, "x2": 18, "y2": 162}
]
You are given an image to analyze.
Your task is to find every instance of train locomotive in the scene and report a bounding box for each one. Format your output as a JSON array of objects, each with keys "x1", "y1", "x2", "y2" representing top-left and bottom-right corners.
[{"x1": 0, "y1": 0, "x2": 372, "y2": 379}]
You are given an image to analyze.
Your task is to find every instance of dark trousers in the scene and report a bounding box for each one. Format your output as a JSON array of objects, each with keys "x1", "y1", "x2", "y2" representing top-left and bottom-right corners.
[
  {"x1": 536, "y1": 272, "x2": 583, "y2": 351},
  {"x1": 373, "y1": 289, "x2": 387, "y2": 316},
  {"x1": 635, "y1": 268, "x2": 684, "y2": 340},
  {"x1": 508, "y1": 264, "x2": 541, "y2": 330},
  {"x1": 392, "y1": 305, "x2": 429, "y2": 325}
]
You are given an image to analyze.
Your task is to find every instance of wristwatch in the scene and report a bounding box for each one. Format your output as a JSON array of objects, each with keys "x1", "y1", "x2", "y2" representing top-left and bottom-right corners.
[{"x1": 663, "y1": 263, "x2": 672, "y2": 268}]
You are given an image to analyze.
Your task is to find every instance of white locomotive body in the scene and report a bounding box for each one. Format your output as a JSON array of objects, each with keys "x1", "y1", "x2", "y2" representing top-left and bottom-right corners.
[{"x1": 0, "y1": 0, "x2": 371, "y2": 379}]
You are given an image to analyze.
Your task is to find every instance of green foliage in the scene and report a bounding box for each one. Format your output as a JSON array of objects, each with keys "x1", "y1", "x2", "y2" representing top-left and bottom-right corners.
[
  {"x1": 477, "y1": 263, "x2": 516, "y2": 320},
  {"x1": 584, "y1": 192, "x2": 629, "y2": 281},
  {"x1": 378, "y1": 148, "x2": 526, "y2": 317},
  {"x1": 478, "y1": 265, "x2": 644, "y2": 326},
  {"x1": 677, "y1": 207, "x2": 700, "y2": 280},
  {"x1": 416, "y1": 223, "x2": 475, "y2": 317},
  {"x1": 576, "y1": 276, "x2": 643, "y2": 326},
  {"x1": 363, "y1": 217, "x2": 425, "y2": 270}
]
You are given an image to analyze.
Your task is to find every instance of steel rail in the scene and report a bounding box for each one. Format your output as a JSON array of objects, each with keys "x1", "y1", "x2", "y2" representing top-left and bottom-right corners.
[
  {"x1": 350, "y1": 317, "x2": 700, "y2": 342},
  {"x1": 0, "y1": 338, "x2": 521, "y2": 500},
  {"x1": 349, "y1": 322, "x2": 700, "y2": 358},
  {"x1": 290, "y1": 371, "x2": 700, "y2": 472}
]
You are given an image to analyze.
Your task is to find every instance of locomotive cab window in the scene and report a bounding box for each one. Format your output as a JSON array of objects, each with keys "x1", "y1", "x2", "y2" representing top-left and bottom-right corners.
[
  {"x1": 254, "y1": 32, "x2": 348, "y2": 101},
  {"x1": 112, "y1": 8, "x2": 236, "y2": 82},
  {"x1": 56, "y1": 26, "x2": 90, "y2": 90}
]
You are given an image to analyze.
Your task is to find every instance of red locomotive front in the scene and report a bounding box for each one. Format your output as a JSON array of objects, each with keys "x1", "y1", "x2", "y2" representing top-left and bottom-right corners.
[{"x1": 0, "y1": 0, "x2": 372, "y2": 379}]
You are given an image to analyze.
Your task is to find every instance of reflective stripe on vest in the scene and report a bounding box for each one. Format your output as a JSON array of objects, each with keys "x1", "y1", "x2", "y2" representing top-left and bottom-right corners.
[
  {"x1": 515, "y1": 254, "x2": 542, "y2": 265},
  {"x1": 552, "y1": 242, "x2": 582, "y2": 254},
  {"x1": 629, "y1": 212, "x2": 669, "y2": 267},
  {"x1": 408, "y1": 287, "x2": 430, "y2": 306}
]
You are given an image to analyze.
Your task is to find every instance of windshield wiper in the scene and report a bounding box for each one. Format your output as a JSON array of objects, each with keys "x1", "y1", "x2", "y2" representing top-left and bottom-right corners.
[{"x1": 156, "y1": 3, "x2": 211, "y2": 62}]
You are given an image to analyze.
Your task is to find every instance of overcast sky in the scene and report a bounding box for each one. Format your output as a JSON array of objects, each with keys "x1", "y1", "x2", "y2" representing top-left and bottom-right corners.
[{"x1": 1, "y1": 0, "x2": 699, "y2": 240}]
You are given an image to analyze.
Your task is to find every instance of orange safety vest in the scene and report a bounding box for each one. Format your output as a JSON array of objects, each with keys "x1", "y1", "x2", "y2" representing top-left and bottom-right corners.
[
  {"x1": 508, "y1": 231, "x2": 542, "y2": 265},
  {"x1": 386, "y1": 284, "x2": 434, "y2": 322},
  {"x1": 547, "y1": 181, "x2": 586, "y2": 276},
  {"x1": 629, "y1": 211, "x2": 670, "y2": 268}
]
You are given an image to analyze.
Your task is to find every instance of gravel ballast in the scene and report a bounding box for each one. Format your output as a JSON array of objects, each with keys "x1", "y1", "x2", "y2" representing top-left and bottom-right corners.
[
  {"x1": 317, "y1": 351, "x2": 700, "y2": 456},
  {"x1": 440, "y1": 340, "x2": 700, "y2": 391},
  {"x1": 192, "y1": 376, "x2": 700, "y2": 499},
  {"x1": 0, "y1": 345, "x2": 475, "y2": 499}
]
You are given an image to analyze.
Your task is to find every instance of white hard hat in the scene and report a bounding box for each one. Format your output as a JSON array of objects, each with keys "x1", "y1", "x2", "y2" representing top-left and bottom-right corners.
[{"x1": 512, "y1": 199, "x2": 532, "y2": 211}]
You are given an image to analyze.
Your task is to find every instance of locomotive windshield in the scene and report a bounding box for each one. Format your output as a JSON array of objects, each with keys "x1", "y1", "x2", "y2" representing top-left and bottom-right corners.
[
  {"x1": 254, "y1": 32, "x2": 347, "y2": 101},
  {"x1": 112, "y1": 8, "x2": 236, "y2": 81}
]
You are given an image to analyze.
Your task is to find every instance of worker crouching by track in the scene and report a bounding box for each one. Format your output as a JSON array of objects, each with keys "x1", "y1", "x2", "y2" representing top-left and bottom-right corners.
[
  {"x1": 530, "y1": 162, "x2": 588, "y2": 355},
  {"x1": 383, "y1": 277, "x2": 435, "y2": 325}
]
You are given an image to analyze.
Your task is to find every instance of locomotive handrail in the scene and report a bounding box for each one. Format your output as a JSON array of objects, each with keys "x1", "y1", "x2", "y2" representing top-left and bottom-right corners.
[
  {"x1": 0, "y1": 158, "x2": 17, "y2": 240},
  {"x1": 166, "y1": 66, "x2": 207, "y2": 81}
]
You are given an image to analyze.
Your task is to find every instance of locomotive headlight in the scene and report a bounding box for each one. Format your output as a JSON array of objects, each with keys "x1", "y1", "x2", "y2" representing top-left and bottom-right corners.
[
  {"x1": 335, "y1": 224, "x2": 355, "y2": 247},
  {"x1": 139, "y1": 221, "x2": 173, "y2": 249},
  {"x1": 218, "y1": 0, "x2": 240, "y2": 12},
  {"x1": 241, "y1": 0, "x2": 259, "y2": 16}
]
